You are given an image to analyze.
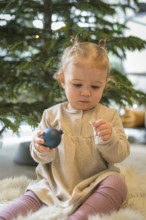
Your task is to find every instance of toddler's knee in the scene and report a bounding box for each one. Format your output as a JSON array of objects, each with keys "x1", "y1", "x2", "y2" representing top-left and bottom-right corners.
[
  {"x1": 114, "y1": 175, "x2": 128, "y2": 201},
  {"x1": 108, "y1": 175, "x2": 128, "y2": 205},
  {"x1": 100, "y1": 175, "x2": 128, "y2": 206}
]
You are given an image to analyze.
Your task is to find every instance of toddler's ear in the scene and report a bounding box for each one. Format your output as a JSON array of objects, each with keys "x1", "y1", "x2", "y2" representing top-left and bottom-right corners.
[
  {"x1": 59, "y1": 73, "x2": 65, "y2": 88},
  {"x1": 104, "y1": 77, "x2": 110, "y2": 90}
]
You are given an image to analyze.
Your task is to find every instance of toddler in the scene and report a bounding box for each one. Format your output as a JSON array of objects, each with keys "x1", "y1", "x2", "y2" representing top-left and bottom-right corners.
[{"x1": 0, "y1": 38, "x2": 130, "y2": 220}]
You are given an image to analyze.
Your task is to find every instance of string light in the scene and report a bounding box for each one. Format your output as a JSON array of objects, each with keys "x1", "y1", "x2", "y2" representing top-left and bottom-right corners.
[{"x1": 35, "y1": 35, "x2": 40, "y2": 39}]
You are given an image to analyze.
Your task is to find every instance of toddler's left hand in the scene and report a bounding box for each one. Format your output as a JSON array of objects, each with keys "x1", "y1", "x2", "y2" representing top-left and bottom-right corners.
[{"x1": 93, "y1": 119, "x2": 112, "y2": 141}]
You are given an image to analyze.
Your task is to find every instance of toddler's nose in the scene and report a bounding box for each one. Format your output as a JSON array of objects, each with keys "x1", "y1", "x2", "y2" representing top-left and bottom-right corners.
[{"x1": 81, "y1": 90, "x2": 91, "y2": 97}]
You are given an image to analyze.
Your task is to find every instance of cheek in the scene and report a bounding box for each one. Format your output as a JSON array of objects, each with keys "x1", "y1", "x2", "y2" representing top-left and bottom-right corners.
[
  {"x1": 93, "y1": 89, "x2": 104, "y2": 100},
  {"x1": 65, "y1": 86, "x2": 77, "y2": 99}
]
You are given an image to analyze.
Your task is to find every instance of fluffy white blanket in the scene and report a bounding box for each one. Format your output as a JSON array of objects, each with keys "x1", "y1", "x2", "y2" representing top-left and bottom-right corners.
[{"x1": 0, "y1": 167, "x2": 146, "y2": 220}]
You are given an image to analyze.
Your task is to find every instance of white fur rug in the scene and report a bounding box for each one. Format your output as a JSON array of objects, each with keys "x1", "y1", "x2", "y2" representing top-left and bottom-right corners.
[{"x1": 0, "y1": 167, "x2": 146, "y2": 220}]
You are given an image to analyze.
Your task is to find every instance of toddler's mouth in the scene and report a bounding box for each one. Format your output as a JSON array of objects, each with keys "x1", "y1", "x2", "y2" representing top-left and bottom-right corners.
[{"x1": 79, "y1": 100, "x2": 90, "y2": 103}]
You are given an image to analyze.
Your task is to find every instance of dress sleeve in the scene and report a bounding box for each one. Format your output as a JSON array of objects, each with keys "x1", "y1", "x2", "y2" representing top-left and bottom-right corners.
[
  {"x1": 29, "y1": 140, "x2": 55, "y2": 164},
  {"x1": 30, "y1": 109, "x2": 55, "y2": 164},
  {"x1": 96, "y1": 110, "x2": 130, "y2": 163}
]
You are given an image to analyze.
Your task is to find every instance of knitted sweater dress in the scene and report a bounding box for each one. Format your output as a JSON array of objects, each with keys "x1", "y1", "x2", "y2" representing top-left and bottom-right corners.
[{"x1": 27, "y1": 102, "x2": 130, "y2": 214}]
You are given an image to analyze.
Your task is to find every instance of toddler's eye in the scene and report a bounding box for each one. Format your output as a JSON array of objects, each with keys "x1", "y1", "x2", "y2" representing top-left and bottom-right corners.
[
  {"x1": 91, "y1": 85, "x2": 99, "y2": 90},
  {"x1": 73, "y1": 84, "x2": 82, "y2": 88}
]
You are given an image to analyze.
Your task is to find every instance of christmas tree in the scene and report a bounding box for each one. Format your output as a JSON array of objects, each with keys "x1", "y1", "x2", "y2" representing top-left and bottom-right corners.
[{"x1": 0, "y1": 0, "x2": 146, "y2": 133}]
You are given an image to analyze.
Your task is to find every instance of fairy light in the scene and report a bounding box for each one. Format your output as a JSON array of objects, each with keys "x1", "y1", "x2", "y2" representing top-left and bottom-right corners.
[
  {"x1": 35, "y1": 35, "x2": 40, "y2": 39},
  {"x1": 133, "y1": 103, "x2": 138, "y2": 109}
]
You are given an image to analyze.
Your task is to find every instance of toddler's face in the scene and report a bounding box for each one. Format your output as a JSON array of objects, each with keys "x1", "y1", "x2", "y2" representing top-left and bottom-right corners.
[{"x1": 60, "y1": 61, "x2": 108, "y2": 110}]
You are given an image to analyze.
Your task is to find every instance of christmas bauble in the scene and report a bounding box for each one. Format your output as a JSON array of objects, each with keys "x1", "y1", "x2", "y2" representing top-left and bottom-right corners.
[{"x1": 42, "y1": 128, "x2": 63, "y2": 148}]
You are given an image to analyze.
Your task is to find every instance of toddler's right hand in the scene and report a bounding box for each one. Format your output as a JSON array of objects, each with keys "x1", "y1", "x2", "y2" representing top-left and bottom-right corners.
[{"x1": 34, "y1": 130, "x2": 53, "y2": 153}]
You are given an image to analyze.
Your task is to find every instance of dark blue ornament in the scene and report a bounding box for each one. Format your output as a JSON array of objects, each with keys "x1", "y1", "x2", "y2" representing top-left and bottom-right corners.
[{"x1": 41, "y1": 128, "x2": 63, "y2": 148}]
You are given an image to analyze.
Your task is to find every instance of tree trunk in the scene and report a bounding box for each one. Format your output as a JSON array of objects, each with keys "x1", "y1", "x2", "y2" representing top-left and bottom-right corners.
[{"x1": 43, "y1": 0, "x2": 52, "y2": 31}]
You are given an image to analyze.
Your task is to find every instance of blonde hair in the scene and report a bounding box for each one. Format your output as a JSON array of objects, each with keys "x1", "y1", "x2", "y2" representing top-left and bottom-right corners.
[{"x1": 55, "y1": 40, "x2": 110, "y2": 79}]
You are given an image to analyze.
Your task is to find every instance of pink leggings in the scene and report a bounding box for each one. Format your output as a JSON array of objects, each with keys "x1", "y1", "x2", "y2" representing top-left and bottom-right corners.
[
  {"x1": 68, "y1": 175, "x2": 127, "y2": 220},
  {"x1": 0, "y1": 191, "x2": 44, "y2": 220},
  {"x1": 0, "y1": 175, "x2": 127, "y2": 220}
]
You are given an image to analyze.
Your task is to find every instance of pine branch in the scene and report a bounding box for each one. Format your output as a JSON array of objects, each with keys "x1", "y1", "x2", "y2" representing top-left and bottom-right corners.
[{"x1": 0, "y1": 0, "x2": 146, "y2": 133}]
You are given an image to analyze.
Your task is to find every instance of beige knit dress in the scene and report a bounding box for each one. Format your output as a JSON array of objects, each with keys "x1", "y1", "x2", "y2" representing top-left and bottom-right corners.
[{"x1": 27, "y1": 102, "x2": 130, "y2": 215}]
